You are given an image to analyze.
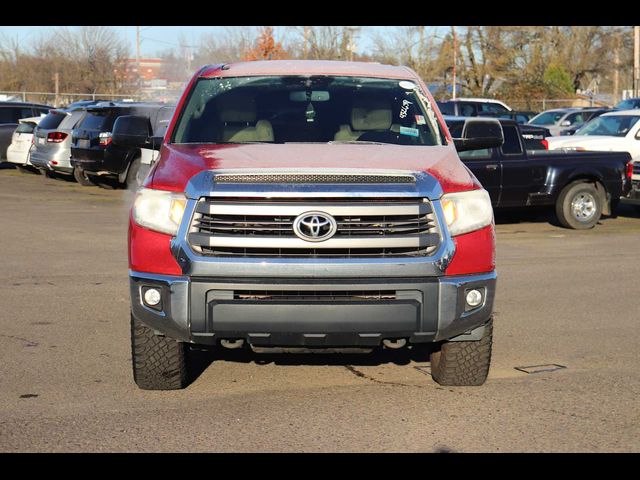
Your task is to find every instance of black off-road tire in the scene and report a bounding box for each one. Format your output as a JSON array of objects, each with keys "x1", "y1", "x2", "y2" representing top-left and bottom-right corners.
[
  {"x1": 131, "y1": 314, "x2": 188, "y2": 390},
  {"x1": 430, "y1": 319, "x2": 493, "y2": 386},
  {"x1": 73, "y1": 166, "x2": 96, "y2": 186},
  {"x1": 555, "y1": 181, "x2": 602, "y2": 230},
  {"x1": 126, "y1": 157, "x2": 149, "y2": 190}
]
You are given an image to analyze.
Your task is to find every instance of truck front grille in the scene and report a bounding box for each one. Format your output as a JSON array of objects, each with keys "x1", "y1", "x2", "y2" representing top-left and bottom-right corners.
[
  {"x1": 234, "y1": 290, "x2": 397, "y2": 301},
  {"x1": 188, "y1": 197, "x2": 440, "y2": 258}
]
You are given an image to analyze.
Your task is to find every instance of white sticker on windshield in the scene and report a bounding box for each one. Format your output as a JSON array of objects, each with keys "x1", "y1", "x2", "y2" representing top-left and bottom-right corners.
[
  {"x1": 399, "y1": 81, "x2": 416, "y2": 90},
  {"x1": 399, "y1": 99, "x2": 413, "y2": 119},
  {"x1": 415, "y1": 115, "x2": 426, "y2": 125}
]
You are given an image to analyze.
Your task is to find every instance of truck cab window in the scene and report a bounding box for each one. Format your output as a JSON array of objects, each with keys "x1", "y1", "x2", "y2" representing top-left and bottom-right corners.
[
  {"x1": 501, "y1": 125, "x2": 523, "y2": 155},
  {"x1": 459, "y1": 148, "x2": 492, "y2": 160}
]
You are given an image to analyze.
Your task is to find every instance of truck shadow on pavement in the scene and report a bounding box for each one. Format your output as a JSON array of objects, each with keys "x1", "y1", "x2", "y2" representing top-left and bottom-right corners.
[
  {"x1": 494, "y1": 208, "x2": 563, "y2": 227},
  {"x1": 187, "y1": 345, "x2": 434, "y2": 383}
]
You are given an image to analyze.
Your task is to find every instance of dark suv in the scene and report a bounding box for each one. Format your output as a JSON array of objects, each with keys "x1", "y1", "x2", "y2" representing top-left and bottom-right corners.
[
  {"x1": 70, "y1": 102, "x2": 174, "y2": 188},
  {"x1": 436, "y1": 99, "x2": 511, "y2": 117},
  {"x1": 0, "y1": 101, "x2": 52, "y2": 161}
]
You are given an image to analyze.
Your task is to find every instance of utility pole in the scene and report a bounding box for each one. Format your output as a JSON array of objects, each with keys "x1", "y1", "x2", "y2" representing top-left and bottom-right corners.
[
  {"x1": 303, "y1": 26, "x2": 310, "y2": 60},
  {"x1": 613, "y1": 33, "x2": 620, "y2": 104},
  {"x1": 136, "y1": 26, "x2": 141, "y2": 88},
  {"x1": 634, "y1": 26, "x2": 640, "y2": 97},
  {"x1": 452, "y1": 26, "x2": 457, "y2": 100},
  {"x1": 54, "y1": 72, "x2": 59, "y2": 107}
]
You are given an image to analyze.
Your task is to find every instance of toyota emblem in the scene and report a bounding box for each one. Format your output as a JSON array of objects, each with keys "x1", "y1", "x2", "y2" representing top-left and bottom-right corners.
[{"x1": 293, "y1": 212, "x2": 337, "y2": 242}]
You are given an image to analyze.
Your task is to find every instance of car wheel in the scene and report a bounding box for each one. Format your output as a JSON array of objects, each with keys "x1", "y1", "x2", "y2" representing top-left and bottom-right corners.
[
  {"x1": 73, "y1": 167, "x2": 96, "y2": 186},
  {"x1": 126, "y1": 157, "x2": 149, "y2": 190},
  {"x1": 430, "y1": 319, "x2": 493, "y2": 386},
  {"x1": 131, "y1": 314, "x2": 189, "y2": 390},
  {"x1": 555, "y1": 181, "x2": 602, "y2": 229}
]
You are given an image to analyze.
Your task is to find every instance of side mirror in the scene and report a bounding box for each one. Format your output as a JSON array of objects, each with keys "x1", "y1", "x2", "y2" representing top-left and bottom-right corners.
[
  {"x1": 560, "y1": 120, "x2": 571, "y2": 127},
  {"x1": 452, "y1": 118, "x2": 504, "y2": 152},
  {"x1": 112, "y1": 115, "x2": 156, "y2": 149}
]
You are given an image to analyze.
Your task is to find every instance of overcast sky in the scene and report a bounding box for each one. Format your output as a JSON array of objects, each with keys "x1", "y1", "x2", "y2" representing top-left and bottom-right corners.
[{"x1": 0, "y1": 26, "x2": 403, "y2": 57}]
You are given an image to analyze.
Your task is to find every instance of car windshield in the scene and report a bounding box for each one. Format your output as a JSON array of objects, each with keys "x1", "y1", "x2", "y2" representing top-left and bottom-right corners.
[
  {"x1": 38, "y1": 111, "x2": 66, "y2": 130},
  {"x1": 614, "y1": 99, "x2": 640, "y2": 110},
  {"x1": 15, "y1": 122, "x2": 36, "y2": 134},
  {"x1": 79, "y1": 110, "x2": 114, "y2": 130},
  {"x1": 172, "y1": 76, "x2": 443, "y2": 146},
  {"x1": 574, "y1": 115, "x2": 640, "y2": 137},
  {"x1": 528, "y1": 111, "x2": 567, "y2": 125}
]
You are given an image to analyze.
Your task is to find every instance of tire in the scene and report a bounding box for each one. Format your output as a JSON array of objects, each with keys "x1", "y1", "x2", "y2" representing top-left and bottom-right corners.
[
  {"x1": 430, "y1": 319, "x2": 493, "y2": 386},
  {"x1": 555, "y1": 181, "x2": 602, "y2": 230},
  {"x1": 73, "y1": 166, "x2": 96, "y2": 186},
  {"x1": 131, "y1": 314, "x2": 188, "y2": 390},
  {"x1": 126, "y1": 157, "x2": 149, "y2": 190}
]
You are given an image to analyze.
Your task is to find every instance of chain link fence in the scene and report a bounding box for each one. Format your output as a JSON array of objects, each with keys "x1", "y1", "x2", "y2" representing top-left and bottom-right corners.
[
  {"x1": 508, "y1": 98, "x2": 613, "y2": 112},
  {"x1": 0, "y1": 89, "x2": 183, "y2": 107}
]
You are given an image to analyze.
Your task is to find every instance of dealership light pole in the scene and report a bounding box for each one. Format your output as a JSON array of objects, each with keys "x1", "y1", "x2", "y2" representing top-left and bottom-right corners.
[
  {"x1": 451, "y1": 26, "x2": 457, "y2": 100},
  {"x1": 634, "y1": 26, "x2": 640, "y2": 97}
]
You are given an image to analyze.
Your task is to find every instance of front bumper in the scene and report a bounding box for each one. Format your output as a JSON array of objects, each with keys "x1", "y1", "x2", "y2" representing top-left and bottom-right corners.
[
  {"x1": 130, "y1": 270, "x2": 496, "y2": 347},
  {"x1": 130, "y1": 168, "x2": 496, "y2": 347}
]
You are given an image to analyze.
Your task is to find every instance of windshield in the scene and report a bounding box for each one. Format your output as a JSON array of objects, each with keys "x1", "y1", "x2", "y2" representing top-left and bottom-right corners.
[
  {"x1": 615, "y1": 99, "x2": 640, "y2": 110},
  {"x1": 15, "y1": 122, "x2": 36, "y2": 134},
  {"x1": 38, "y1": 111, "x2": 66, "y2": 130},
  {"x1": 574, "y1": 115, "x2": 640, "y2": 137},
  {"x1": 529, "y1": 111, "x2": 567, "y2": 126},
  {"x1": 172, "y1": 76, "x2": 443, "y2": 146},
  {"x1": 78, "y1": 110, "x2": 114, "y2": 131}
]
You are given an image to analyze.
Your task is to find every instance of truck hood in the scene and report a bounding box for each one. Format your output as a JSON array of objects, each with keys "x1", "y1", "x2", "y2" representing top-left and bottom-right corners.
[
  {"x1": 149, "y1": 143, "x2": 479, "y2": 194},
  {"x1": 545, "y1": 135, "x2": 630, "y2": 151}
]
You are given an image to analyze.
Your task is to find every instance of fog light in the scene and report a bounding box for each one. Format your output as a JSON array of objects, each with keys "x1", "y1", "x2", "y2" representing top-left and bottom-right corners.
[
  {"x1": 465, "y1": 289, "x2": 483, "y2": 308},
  {"x1": 143, "y1": 288, "x2": 161, "y2": 306}
]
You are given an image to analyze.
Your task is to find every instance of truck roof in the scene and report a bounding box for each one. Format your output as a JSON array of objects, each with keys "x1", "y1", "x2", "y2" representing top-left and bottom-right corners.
[
  {"x1": 199, "y1": 60, "x2": 418, "y2": 80},
  {"x1": 602, "y1": 109, "x2": 640, "y2": 116}
]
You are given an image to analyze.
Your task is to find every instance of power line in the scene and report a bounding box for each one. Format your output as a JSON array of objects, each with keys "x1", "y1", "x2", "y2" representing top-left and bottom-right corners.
[{"x1": 140, "y1": 35, "x2": 196, "y2": 49}]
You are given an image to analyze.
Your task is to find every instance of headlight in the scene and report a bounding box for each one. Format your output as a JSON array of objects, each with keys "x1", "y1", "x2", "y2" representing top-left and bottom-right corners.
[
  {"x1": 440, "y1": 189, "x2": 493, "y2": 236},
  {"x1": 132, "y1": 188, "x2": 186, "y2": 235}
]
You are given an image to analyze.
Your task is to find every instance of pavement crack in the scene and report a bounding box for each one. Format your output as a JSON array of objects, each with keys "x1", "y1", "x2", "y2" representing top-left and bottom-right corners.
[
  {"x1": 0, "y1": 334, "x2": 39, "y2": 347},
  {"x1": 344, "y1": 365, "x2": 418, "y2": 388}
]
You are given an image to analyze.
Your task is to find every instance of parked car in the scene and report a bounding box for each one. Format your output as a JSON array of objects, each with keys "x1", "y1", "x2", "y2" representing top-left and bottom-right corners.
[
  {"x1": 559, "y1": 108, "x2": 612, "y2": 135},
  {"x1": 29, "y1": 107, "x2": 88, "y2": 179},
  {"x1": 0, "y1": 101, "x2": 52, "y2": 161},
  {"x1": 114, "y1": 60, "x2": 503, "y2": 390},
  {"x1": 614, "y1": 97, "x2": 640, "y2": 110},
  {"x1": 446, "y1": 115, "x2": 549, "y2": 150},
  {"x1": 5, "y1": 116, "x2": 44, "y2": 171},
  {"x1": 517, "y1": 123, "x2": 551, "y2": 150},
  {"x1": 437, "y1": 98, "x2": 512, "y2": 116},
  {"x1": 545, "y1": 110, "x2": 640, "y2": 162},
  {"x1": 625, "y1": 162, "x2": 640, "y2": 210},
  {"x1": 445, "y1": 117, "x2": 632, "y2": 229},
  {"x1": 480, "y1": 111, "x2": 538, "y2": 124},
  {"x1": 70, "y1": 102, "x2": 174, "y2": 188},
  {"x1": 527, "y1": 108, "x2": 590, "y2": 136}
]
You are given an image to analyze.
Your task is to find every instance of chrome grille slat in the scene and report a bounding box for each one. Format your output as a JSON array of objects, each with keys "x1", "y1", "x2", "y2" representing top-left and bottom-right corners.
[
  {"x1": 195, "y1": 202, "x2": 430, "y2": 216},
  {"x1": 188, "y1": 196, "x2": 440, "y2": 258},
  {"x1": 214, "y1": 174, "x2": 416, "y2": 184}
]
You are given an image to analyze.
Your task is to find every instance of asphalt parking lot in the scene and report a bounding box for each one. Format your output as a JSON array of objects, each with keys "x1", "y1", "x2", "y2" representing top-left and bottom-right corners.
[{"x1": 1, "y1": 165, "x2": 639, "y2": 452}]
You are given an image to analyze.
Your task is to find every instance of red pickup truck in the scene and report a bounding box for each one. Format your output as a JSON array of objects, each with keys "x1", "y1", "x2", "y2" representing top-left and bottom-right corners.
[{"x1": 113, "y1": 60, "x2": 503, "y2": 390}]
